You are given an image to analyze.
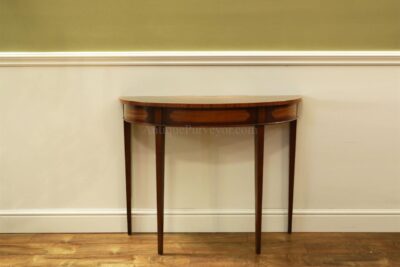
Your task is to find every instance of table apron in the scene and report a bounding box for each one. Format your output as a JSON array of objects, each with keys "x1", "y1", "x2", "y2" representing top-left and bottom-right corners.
[{"x1": 123, "y1": 104, "x2": 298, "y2": 126}]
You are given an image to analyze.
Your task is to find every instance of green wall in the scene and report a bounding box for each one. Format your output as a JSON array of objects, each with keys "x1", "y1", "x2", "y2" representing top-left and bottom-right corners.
[{"x1": 1, "y1": 0, "x2": 399, "y2": 51}]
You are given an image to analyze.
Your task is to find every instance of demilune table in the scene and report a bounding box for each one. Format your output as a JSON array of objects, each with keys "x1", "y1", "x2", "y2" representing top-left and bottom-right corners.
[{"x1": 120, "y1": 95, "x2": 301, "y2": 255}]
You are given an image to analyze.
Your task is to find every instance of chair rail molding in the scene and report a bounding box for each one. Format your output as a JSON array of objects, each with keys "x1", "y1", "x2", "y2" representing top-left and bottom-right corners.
[{"x1": 1, "y1": 51, "x2": 400, "y2": 66}]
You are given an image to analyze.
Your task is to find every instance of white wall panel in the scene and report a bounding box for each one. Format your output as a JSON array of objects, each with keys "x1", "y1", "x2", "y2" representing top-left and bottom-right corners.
[{"x1": 0, "y1": 54, "x2": 399, "y2": 232}]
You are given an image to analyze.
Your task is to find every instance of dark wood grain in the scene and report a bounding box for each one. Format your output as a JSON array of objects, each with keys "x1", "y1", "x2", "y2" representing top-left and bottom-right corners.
[
  {"x1": 121, "y1": 96, "x2": 301, "y2": 255},
  {"x1": 124, "y1": 105, "x2": 298, "y2": 127},
  {"x1": 155, "y1": 125, "x2": 165, "y2": 255},
  {"x1": 123, "y1": 121, "x2": 132, "y2": 235},
  {"x1": 254, "y1": 125, "x2": 265, "y2": 254},
  {"x1": 288, "y1": 120, "x2": 297, "y2": 234},
  {"x1": 164, "y1": 108, "x2": 257, "y2": 126},
  {"x1": 120, "y1": 95, "x2": 301, "y2": 108}
]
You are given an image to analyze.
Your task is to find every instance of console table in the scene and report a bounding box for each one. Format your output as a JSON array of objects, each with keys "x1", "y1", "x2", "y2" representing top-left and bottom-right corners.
[{"x1": 120, "y1": 96, "x2": 301, "y2": 255}]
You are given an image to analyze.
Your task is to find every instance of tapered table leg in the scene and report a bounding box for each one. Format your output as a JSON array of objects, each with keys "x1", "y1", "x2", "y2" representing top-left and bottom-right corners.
[
  {"x1": 254, "y1": 125, "x2": 265, "y2": 254},
  {"x1": 288, "y1": 120, "x2": 297, "y2": 233},
  {"x1": 124, "y1": 121, "x2": 132, "y2": 235},
  {"x1": 155, "y1": 125, "x2": 165, "y2": 255}
]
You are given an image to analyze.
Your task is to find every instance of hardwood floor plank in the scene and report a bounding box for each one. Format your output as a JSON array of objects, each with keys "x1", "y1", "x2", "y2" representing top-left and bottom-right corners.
[{"x1": 0, "y1": 233, "x2": 399, "y2": 267}]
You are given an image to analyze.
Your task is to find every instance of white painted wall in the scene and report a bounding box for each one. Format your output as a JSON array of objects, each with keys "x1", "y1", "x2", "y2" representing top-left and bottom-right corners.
[{"x1": 0, "y1": 55, "x2": 399, "y2": 232}]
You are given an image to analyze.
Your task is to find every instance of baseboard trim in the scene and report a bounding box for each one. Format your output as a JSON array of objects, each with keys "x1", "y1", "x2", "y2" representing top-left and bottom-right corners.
[
  {"x1": 1, "y1": 209, "x2": 399, "y2": 233},
  {"x1": 1, "y1": 51, "x2": 400, "y2": 66}
]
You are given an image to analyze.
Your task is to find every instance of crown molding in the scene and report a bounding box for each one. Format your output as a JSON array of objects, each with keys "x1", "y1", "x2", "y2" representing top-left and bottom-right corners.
[{"x1": 1, "y1": 51, "x2": 400, "y2": 66}]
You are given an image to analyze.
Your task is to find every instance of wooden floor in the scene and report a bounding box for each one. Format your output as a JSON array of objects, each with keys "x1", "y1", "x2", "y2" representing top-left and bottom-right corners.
[{"x1": 0, "y1": 233, "x2": 399, "y2": 267}]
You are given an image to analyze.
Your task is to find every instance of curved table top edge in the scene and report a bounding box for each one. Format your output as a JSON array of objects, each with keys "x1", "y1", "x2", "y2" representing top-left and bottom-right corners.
[{"x1": 120, "y1": 96, "x2": 301, "y2": 108}]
